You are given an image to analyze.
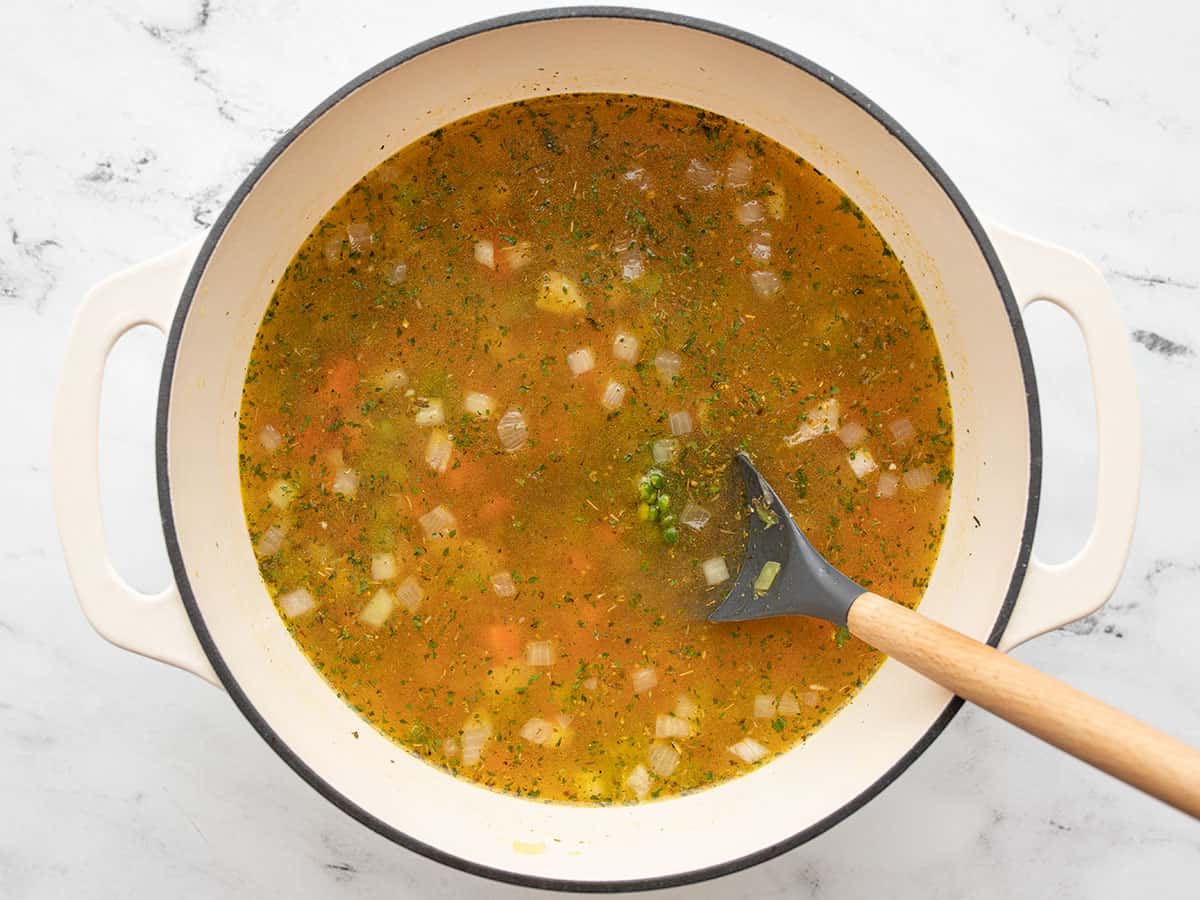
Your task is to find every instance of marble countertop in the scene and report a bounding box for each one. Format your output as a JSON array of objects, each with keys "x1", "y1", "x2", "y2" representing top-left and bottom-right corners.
[{"x1": 3, "y1": 1, "x2": 1197, "y2": 896}]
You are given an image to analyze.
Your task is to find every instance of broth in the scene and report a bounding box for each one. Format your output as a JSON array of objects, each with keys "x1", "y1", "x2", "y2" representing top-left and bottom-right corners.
[{"x1": 238, "y1": 93, "x2": 953, "y2": 803}]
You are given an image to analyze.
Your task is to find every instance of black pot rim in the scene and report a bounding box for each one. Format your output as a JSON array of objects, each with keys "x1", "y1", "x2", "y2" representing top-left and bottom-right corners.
[{"x1": 156, "y1": 6, "x2": 1042, "y2": 893}]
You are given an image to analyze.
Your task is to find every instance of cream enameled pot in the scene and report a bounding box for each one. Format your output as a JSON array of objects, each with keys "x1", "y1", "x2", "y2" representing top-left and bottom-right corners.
[{"x1": 52, "y1": 9, "x2": 1141, "y2": 891}]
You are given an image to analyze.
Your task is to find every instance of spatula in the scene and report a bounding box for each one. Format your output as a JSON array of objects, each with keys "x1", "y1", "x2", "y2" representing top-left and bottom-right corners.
[{"x1": 710, "y1": 452, "x2": 1200, "y2": 817}]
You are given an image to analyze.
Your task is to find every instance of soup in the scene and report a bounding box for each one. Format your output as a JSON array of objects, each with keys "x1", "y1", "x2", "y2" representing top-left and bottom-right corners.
[{"x1": 238, "y1": 94, "x2": 953, "y2": 804}]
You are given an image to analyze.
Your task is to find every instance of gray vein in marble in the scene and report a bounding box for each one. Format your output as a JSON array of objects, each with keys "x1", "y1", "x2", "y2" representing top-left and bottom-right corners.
[
  {"x1": 1112, "y1": 270, "x2": 1200, "y2": 291},
  {"x1": 1, "y1": 223, "x2": 63, "y2": 312},
  {"x1": 1131, "y1": 329, "x2": 1194, "y2": 359},
  {"x1": 138, "y1": 0, "x2": 238, "y2": 125}
]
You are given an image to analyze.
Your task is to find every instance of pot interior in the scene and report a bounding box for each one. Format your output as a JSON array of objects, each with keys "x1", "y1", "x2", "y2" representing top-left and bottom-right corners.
[{"x1": 162, "y1": 13, "x2": 1033, "y2": 887}]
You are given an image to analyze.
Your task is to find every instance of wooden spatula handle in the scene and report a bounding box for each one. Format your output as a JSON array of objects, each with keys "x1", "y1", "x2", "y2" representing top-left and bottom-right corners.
[{"x1": 847, "y1": 591, "x2": 1200, "y2": 818}]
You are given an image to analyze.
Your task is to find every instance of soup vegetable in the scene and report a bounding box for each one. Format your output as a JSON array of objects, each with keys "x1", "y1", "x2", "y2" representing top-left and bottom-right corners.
[{"x1": 238, "y1": 94, "x2": 952, "y2": 804}]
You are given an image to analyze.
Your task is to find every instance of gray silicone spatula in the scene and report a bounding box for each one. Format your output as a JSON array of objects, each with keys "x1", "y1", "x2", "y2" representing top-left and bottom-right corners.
[{"x1": 710, "y1": 452, "x2": 1200, "y2": 817}]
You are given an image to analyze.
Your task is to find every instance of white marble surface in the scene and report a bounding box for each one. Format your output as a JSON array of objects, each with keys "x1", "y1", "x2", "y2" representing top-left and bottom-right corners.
[{"x1": 3, "y1": 1, "x2": 1198, "y2": 896}]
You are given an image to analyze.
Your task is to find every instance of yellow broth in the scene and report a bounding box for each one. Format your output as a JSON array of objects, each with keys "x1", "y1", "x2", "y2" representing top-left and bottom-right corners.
[{"x1": 238, "y1": 94, "x2": 953, "y2": 803}]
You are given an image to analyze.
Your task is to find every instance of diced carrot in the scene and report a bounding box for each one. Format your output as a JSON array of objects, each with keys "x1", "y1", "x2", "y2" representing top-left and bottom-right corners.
[
  {"x1": 322, "y1": 358, "x2": 360, "y2": 403},
  {"x1": 440, "y1": 456, "x2": 483, "y2": 491},
  {"x1": 574, "y1": 599, "x2": 604, "y2": 628},
  {"x1": 565, "y1": 549, "x2": 595, "y2": 575},
  {"x1": 591, "y1": 522, "x2": 622, "y2": 546},
  {"x1": 474, "y1": 493, "x2": 514, "y2": 524},
  {"x1": 558, "y1": 522, "x2": 622, "y2": 575},
  {"x1": 482, "y1": 624, "x2": 522, "y2": 661},
  {"x1": 338, "y1": 413, "x2": 366, "y2": 454},
  {"x1": 297, "y1": 420, "x2": 329, "y2": 459}
]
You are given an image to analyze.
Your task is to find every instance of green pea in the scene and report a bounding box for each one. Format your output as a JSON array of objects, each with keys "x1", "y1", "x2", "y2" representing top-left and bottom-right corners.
[
  {"x1": 660, "y1": 513, "x2": 676, "y2": 527},
  {"x1": 649, "y1": 469, "x2": 666, "y2": 489},
  {"x1": 662, "y1": 526, "x2": 679, "y2": 545},
  {"x1": 638, "y1": 502, "x2": 652, "y2": 521},
  {"x1": 656, "y1": 494, "x2": 670, "y2": 511},
  {"x1": 649, "y1": 505, "x2": 661, "y2": 522},
  {"x1": 638, "y1": 480, "x2": 654, "y2": 501}
]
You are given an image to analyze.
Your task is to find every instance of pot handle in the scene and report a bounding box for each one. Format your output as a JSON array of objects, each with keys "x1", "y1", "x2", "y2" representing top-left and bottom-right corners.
[
  {"x1": 52, "y1": 238, "x2": 220, "y2": 686},
  {"x1": 985, "y1": 224, "x2": 1142, "y2": 651}
]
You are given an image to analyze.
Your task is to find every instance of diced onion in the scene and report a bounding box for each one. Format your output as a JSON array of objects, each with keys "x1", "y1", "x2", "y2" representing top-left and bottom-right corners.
[
  {"x1": 754, "y1": 561, "x2": 782, "y2": 595},
  {"x1": 702, "y1": 556, "x2": 730, "y2": 586},
  {"x1": 474, "y1": 239, "x2": 495, "y2": 270},
  {"x1": 654, "y1": 349, "x2": 682, "y2": 380},
  {"x1": 750, "y1": 270, "x2": 781, "y2": 297},
  {"x1": 267, "y1": 479, "x2": 295, "y2": 509},
  {"x1": 838, "y1": 421, "x2": 868, "y2": 448},
  {"x1": 876, "y1": 472, "x2": 900, "y2": 499},
  {"x1": 418, "y1": 504, "x2": 457, "y2": 539},
  {"x1": 414, "y1": 398, "x2": 444, "y2": 427},
  {"x1": 656, "y1": 714, "x2": 691, "y2": 739},
  {"x1": 728, "y1": 737, "x2": 768, "y2": 764},
  {"x1": 725, "y1": 152, "x2": 752, "y2": 188},
  {"x1": 331, "y1": 468, "x2": 358, "y2": 497},
  {"x1": 686, "y1": 158, "x2": 718, "y2": 191},
  {"x1": 279, "y1": 587, "x2": 315, "y2": 619},
  {"x1": 680, "y1": 502, "x2": 711, "y2": 532},
  {"x1": 618, "y1": 247, "x2": 645, "y2": 282},
  {"x1": 668, "y1": 410, "x2": 693, "y2": 436},
  {"x1": 674, "y1": 694, "x2": 699, "y2": 720},
  {"x1": 370, "y1": 552, "x2": 397, "y2": 581},
  {"x1": 394, "y1": 575, "x2": 424, "y2": 613},
  {"x1": 848, "y1": 448, "x2": 878, "y2": 480},
  {"x1": 631, "y1": 666, "x2": 658, "y2": 694},
  {"x1": 753, "y1": 694, "x2": 777, "y2": 718},
  {"x1": 386, "y1": 261, "x2": 407, "y2": 285},
  {"x1": 497, "y1": 409, "x2": 529, "y2": 452},
  {"x1": 346, "y1": 222, "x2": 373, "y2": 252},
  {"x1": 648, "y1": 742, "x2": 681, "y2": 777},
  {"x1": 613, "y1": 331, "x2": 640, "y2": 364},
  {"x1": 460, "y1": 717, "x2": 492, "y2": 765},
  {"x1": 255, "y1": 524, "x2": 284, "y2": 558},
  {"x1": 258, "y1": 424, "x2": 282, "y2": 452},
  {"x1": 784, "y1": 398, "x2": 840, "y2": 446},
  {"x1": 377, "y1": 368, "x2": 409, "y2": 391},
  {"x1": 463, "y1": 392, "x2": 495, "y2": 418},
  {"x1": 490, "y1": 571, "x2": 518, "y2": 598},
  {"x1": 442, "y1": 737, "x2": 459, "y2": 758},
  {"x1": 626, "y1": 764, "x2": 651, "y2": 798},
  {"x1": 519, "y1": 718, "x2": 556, "y2": 745},
  {"x1": 736, "y1": 200, "x2": 766, "y2": 224},
  {"x1": 425, "y1": 428, "x2": 453, "y2": 474},
  {"x1": 889, "y1": 417, "x2": 916, "y2": 444},
  {"x1": 801, "y1": 690, "x2": 821, "y2": 707},
  {"x1": 567, "y1": 347, "x2": 595, "y2": 376},
  {"x1": 601, "y1": 381, "x2": 626, "y2": 411},
  {"x1": 778, "y1": 691, "x2": 801, "y2": 716},
  {"x1": 582, "y1": 677, "x2": 599, "y2": 691},
  {"x1": 498, "y1": 240, "x2": 533, "y2": 271},
  {"x1": 525, "y1": 640, "x2": 556, "y2": 667},
  {"x1": 323, "y1": 236, "x2": 343, "y2": 262},
  {"x1": 622, "y1": 167, "x2": 650, "y2": 190},
  {"x1": 358, "y1": 587, "x2": 395, "y2": 628},
  {"x1": 903, "y1": 466, "x2": 935, "y2": 491},
  {"x1": 748, "y1": 229, "x2": 772, "y2": 262},
  {"x1": 651, "y1": 438, "x2": 679, "y2": 465}
]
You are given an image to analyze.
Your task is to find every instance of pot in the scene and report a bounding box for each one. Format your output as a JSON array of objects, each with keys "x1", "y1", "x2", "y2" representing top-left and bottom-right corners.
[{"x1": 52, "y1": 8, "x2": 1141, "y2": 891}]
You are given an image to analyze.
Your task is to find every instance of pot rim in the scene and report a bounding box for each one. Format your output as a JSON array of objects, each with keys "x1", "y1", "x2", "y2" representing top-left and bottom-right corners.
[{"x1": 155, "y1": 6, "x2": 1042, "y2": 892}]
